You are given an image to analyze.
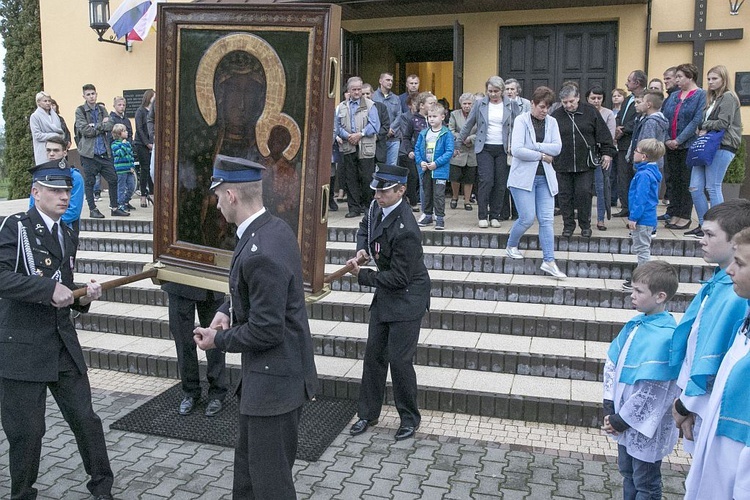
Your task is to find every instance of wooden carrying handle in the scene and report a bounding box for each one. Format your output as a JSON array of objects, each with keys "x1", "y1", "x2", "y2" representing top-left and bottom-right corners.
[
  {"x1": 72, "y1": 268, "x2": 159, "y2": 299},
  {"x1": 323, "y1": 254, "x2": 369, "y2": 284}
]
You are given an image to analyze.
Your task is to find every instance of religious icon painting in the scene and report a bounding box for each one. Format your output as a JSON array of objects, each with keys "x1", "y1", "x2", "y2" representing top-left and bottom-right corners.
[{"x1": 153, "y1": 3, "x2": 341, "y2": 294}]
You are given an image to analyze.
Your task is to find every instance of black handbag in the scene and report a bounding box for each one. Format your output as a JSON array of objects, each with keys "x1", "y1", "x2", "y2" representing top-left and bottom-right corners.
[{"x1": 569, "y1": 114, "x2": 602, "y2": 168}]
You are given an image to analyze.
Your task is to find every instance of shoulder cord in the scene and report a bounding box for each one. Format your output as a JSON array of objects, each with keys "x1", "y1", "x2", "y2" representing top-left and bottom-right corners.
[
  {"x1": 366, "y1": 199, "x2": 378, "y2": 250},
  {"x1": 18, "y1": 222, "x2": 36, "y2": 276}
]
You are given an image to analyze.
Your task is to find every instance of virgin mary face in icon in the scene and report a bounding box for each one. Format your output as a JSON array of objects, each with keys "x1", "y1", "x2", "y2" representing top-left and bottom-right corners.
[{"x1": 214, "y1": 51, "x2": 267, "y2": 161}]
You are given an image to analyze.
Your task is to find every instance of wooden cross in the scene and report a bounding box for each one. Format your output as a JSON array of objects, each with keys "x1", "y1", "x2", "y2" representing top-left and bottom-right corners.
[{"x1": 657, "y1": 0, "x2": 743, "y2": 83}]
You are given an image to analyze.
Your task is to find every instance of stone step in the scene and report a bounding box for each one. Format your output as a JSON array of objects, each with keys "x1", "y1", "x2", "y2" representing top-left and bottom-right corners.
[
  {"x1": 78, "y1": 231, "x2": 153, "y2": 254},
  {"x1": 80, "y1": 263, "x2": 700, "y2": 315},
  {"x1": 311, "y1": 291, "x2": 685, "y2": 343},
  {"x1": 77, "y1": 329, "x2": 603, "y2": 428},
  {"x1": 327, "y1": 226, "x2": 704, "y2": 257},
  {"x1": 76, "y1": 222, "x2": 704, "y2": 260},
  {"x1": 79, "y1": 218, "x2": 153, "y2": 234},
  {"x1": 331, "y1": 270, "x2": 700, "y2": 313},
  {"x1": 75, "y1": 294, "x2": 610, "y2": 382},
  {"x1": 327, "y1": 243, "x2": 712, "y2": 282},
  {"x1": 76, "y1": 281, "x2": 684, "y2": 348}
]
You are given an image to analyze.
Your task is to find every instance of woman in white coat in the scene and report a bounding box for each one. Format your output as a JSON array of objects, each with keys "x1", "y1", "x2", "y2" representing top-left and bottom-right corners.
[{"x1": 504, "y1": 86, "x2": 566, "y2": 279}]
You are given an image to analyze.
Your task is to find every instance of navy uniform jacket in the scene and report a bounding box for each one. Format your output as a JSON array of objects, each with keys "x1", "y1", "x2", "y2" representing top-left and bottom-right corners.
[
  {"x1": 0, "y1": 206, "x2": 89, "y2": 382},
  {"x1": 215, "y1": 211, "x2": 317, "y2": 417},
  {"x1": 356, "y1": 200, "x2": 430, "y2": 321}
]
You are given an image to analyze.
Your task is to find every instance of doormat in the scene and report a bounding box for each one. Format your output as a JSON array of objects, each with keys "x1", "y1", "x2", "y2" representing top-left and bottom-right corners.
[{"x1": 110, "y1": 383, "x2": 357, "y2": 462}]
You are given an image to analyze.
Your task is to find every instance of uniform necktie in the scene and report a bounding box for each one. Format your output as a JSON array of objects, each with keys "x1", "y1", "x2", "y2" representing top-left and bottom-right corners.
[{"x1": 51, "y1": 222, "x2": 62, "y2": 255}]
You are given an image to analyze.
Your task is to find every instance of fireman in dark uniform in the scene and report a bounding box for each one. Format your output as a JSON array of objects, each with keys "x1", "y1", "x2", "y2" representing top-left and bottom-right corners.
[
  {"x1": 347, "y1": 164, "x2": 430, "y2": 441},
  {"x1": 0, "y1": 160, "x2": 114, "y2": 499}
]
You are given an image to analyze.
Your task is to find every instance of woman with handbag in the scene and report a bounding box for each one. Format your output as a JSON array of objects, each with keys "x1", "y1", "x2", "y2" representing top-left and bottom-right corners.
[
  {"x1": 504, "y1": 86, "x2": 566, "y2": 279},
  {"x1": 661, "y1": 63, "x2": 706, "y2": 230},
  {"x1": 685, "y1": 66, "x2": 743, "y2": 238},
  {"x1": 551, "y1": 83, "x2": 616, "y2": 238}
]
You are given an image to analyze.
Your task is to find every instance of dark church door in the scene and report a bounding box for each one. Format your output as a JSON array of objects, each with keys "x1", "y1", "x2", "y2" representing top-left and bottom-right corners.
[{"x1": 500, "y1": 22, "x2": 618, "y2": 102}]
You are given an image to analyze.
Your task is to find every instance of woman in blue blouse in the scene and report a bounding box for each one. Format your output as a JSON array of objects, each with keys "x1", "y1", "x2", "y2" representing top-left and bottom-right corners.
[{"x1": 661, "y1": 63, "x2": 706, "y2": 230}]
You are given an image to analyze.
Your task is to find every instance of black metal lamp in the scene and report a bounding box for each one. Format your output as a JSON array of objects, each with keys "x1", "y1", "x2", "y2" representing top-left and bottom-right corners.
[{"x1": 89, "y1": 0, "x2": 130, "y2": 50}]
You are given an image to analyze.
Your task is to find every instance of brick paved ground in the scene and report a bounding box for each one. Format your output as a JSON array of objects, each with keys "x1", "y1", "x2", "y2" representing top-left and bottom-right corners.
[{"x1": 0, "y1": 370, "x2": 687, "y2": 499}]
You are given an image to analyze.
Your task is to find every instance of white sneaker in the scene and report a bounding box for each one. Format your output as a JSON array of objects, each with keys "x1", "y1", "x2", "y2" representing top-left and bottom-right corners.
[
  {"x1": 490, "y1": 219, "x2": 501, "y2": 228},
  {"x1": 506, "y1": 247, "x2": 524, "y2": 259},
  {"x1": 478, "y1": 219, "x2": 489, "y2": 228},
  {"x1": 540, "y1": 261, "x2": 567, "y2": 279}
]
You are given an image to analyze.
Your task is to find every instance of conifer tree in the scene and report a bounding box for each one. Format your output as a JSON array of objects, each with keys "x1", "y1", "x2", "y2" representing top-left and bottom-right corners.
[{"x1": 0, "y1": 0, "x2": 42, "y2": 199}]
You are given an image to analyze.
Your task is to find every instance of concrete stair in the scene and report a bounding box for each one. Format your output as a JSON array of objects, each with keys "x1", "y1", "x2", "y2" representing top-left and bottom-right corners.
[{"x1": 0, "y1": 197, "x2": 705, "y2": 429}]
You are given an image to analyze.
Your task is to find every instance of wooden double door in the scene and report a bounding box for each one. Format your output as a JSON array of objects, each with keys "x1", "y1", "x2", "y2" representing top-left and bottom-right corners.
[{"x1": 500, "y1": 22, "x2": 618, "y2": 101}]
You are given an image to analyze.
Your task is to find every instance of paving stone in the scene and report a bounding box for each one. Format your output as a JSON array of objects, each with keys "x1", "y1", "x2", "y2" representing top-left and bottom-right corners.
[
  {"x1": 500, "y1": 471, "x2": 532, "y2": 492},
  {"x1": 445, "y1": 480, "x2": 477, "y2": 499},
  {"x1": 363, "y1": 477, "x2": 399, "y2": 498},
  {"x1": 393, "y1": 472, "x2": 425, "y2": 495},
  {"x1": 334, "y1": 481, "x2": 369, "y2": 499}
]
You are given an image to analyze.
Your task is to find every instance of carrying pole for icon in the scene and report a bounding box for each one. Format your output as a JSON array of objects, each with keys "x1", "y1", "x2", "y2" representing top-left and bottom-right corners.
[
  {"x1": 72, "y1": 268, "x2": 159, "y2": 299},
  {"x1": 323, "y1": 254, "x2": 369, "y2": 284}
]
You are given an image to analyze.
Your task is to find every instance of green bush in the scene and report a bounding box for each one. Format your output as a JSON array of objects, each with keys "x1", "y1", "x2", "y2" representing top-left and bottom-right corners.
[
  {"x1": 0, "y1": 0, "x2": 43, "y2": 199},
  {"x1": 724, "y1": 137, "x2": 747, "y2": 185}
]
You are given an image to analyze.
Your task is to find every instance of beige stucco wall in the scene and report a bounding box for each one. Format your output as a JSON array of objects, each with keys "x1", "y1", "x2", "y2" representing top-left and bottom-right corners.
[
  {"x1": 38, "y1": 1, "x2": 750, "y2": 127},
  {"x1": 38, "y1": 0, "x2": 160, "y2": 127}
]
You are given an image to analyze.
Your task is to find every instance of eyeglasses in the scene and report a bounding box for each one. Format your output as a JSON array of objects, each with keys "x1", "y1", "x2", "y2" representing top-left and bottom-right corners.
[{"x1": 634, "y1": 150, "x2": 644, "y2": 154}]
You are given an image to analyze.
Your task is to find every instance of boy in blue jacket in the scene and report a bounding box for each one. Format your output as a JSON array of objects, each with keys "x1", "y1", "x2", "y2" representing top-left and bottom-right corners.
[
  {"x1": 624, "y1": 138, "x2": 665, "y2": 289},
  {"x1": 415, "y1": 104, "x2": 454, "y2": 230}
]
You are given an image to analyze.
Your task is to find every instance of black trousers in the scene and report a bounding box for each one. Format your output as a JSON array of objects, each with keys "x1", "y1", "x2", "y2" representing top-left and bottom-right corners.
[
  {"x1": 399, "y1": 153, "x2": 420, "y2": 208},
  {"x1": 342, "y1": 153, "x2": 375, "y2": 214},
  {"x1": 665, "y1": 148, "x2": 693, "y2": 219},
  {"x1": 358, "y1": 306, "x2": 421, "y2": 427},
  {"x1": 557, "y1": 169, "x2": 595, "y2": 231},
  {"x1": 616, "y1": 149, "x2": 634, "y2": 211},
  {"x1": 233, "y1": 406, "x2": 302, "y2": 500},
  {"x1": 80, "y1": 154, "x2": 118, "y2": 210},
  {"x1": 476, "y1": 144, "x2": 509, "y2": 221},
  {"x1": 0, "y1": 350, "x2": 113, "y2": 500},
  {"x1": 134, "y1": 143, "x2": 154, "y2": 196},
  {"x1": 167, "y1": 292, "x2": 228, "y2": 400}
]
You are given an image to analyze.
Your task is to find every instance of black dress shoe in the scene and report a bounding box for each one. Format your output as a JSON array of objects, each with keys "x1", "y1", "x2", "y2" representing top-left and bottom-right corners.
[
  {"x1": 581, "y1": 228, "x2": 592, "y2": 238},
  {"x1": 613, "y1": 210, "x2": 630, "y2": 218},
  {"x1": 328, "y1": 201, "x2": 338, "y2": 212},
  {"x1": 666, "y1": 221, "x2": 691, "y2": 230},
  {"x1": 344, "y1": 211, "x2": 360, "y2": 218},
  {"x1": 349, "y1": 418, "x2": 377, "y2": 436},
  {"x1": 90, "y1": 208, "x2": 105, "y2": 219},
  {"x1": 395, "y1": 426, "x2": 418, "y2": 441},
  {"x1": 205, "y1": 399, "x2": 223, "y2": 417},
  {"x1": 561, "y1": 229, "x2": 574, "y2": 238},
  {"x1": 179, "y1": 396, "x2": 195, "y2": 416}
]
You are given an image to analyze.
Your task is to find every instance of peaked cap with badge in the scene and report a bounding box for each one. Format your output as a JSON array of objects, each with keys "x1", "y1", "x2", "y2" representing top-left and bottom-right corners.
[
  {"x1": 210, "y1": 154, "x2": 266, "y2": 190},
  {"x1": 29, "y1": 158, "x2": 73, "y2": 189},
  {"x1": 370, "y1": 164, "x2": 408, "y2": 190}
]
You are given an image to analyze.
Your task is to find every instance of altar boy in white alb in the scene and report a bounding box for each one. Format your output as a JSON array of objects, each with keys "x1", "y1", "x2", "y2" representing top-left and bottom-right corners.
[
  {"x1": 669, "y1": 200, "x2": 750, "y2": 453},
  {"x1": 602, "y1": 261, "x2": 680, "y2": 499},
  {"x1": 683, "y1": 227, "x2": 750, "y2": 500}
]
